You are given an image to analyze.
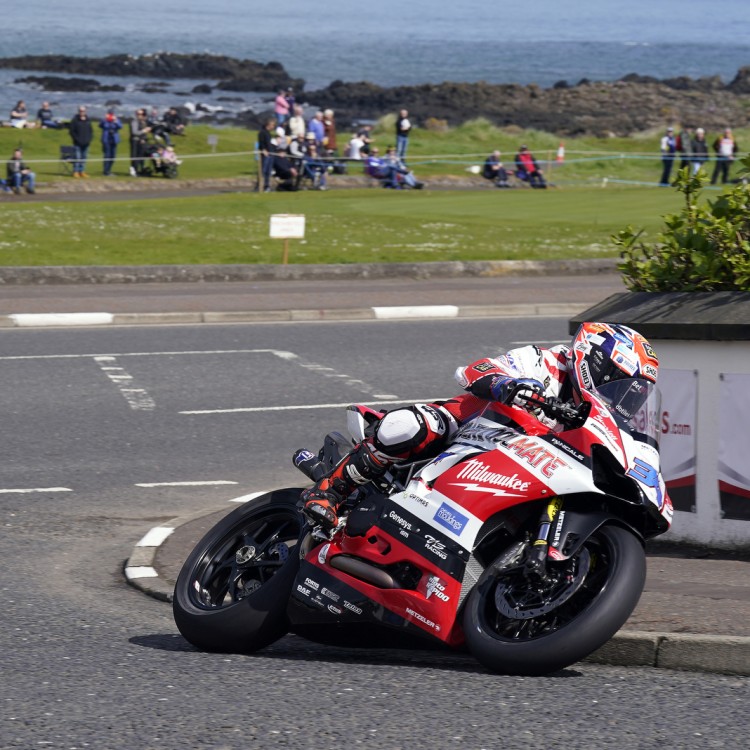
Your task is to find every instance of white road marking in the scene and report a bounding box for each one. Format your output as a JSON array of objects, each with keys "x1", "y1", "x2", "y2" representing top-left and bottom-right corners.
[
  {"x1": 9, "y1": 313, "x2": 114, "y2": 327},
  {"x1": 180, "y1": 399, "x2": 425, "y2": 415},
  {"x1": 94, "y1": 355, "x2": 156, "y2": 411},
  {"x1": 135, "y1": 480, "x2": 239, "y2": 487},
  {"x1": 372, "y1": 305, "x2": 459, "y2": 319},
  {"x1": 228, "y1": 491, "x2": 271, "y2": 503},
  {"x1": 0, "y1": 348, "x2": 298, "y2": 361},
  {"x1": 136, "y1": 527, "x2": 175, "y2": 547},
  {"x1": 0, "y1": 487, "x2": 72, "y2": 494},
  {"x1": 124, "y1": 566, "x2": 158, "y2": 579}
]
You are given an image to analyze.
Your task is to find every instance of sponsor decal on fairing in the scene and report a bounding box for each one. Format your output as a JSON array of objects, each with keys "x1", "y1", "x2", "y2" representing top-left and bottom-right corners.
[
  {"x1": 433, "y1": 502, "x2": 469, "y2": 536},
  {"x1": 405, "y1": 606, "x2": 441, "y2": 632},
  {"x1": 424, "y1": 575, "x2": 450, "y2": 602}
]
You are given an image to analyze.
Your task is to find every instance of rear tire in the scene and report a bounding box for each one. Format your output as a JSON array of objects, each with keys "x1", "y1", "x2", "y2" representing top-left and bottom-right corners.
[
  {"x1": 173, "y1": 488, "x2": 304, "y2": 653},
  {"x1": 463, "y1": 524, "x2": 645, "y2": 675}
]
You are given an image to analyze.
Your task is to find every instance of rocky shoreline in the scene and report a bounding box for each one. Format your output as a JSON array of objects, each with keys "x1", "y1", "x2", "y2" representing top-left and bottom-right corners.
[{"x1": 3, "y1": 52, "x2": 749, "y2": 136}]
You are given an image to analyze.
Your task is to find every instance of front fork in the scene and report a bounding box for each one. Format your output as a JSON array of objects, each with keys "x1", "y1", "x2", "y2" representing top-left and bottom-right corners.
[{"x1": 524, "y1": 497, "x2": 563, "y2": 576}]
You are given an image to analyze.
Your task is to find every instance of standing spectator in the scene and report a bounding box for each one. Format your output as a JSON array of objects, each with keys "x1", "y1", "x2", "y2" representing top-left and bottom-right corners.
[
  {"x1": 307, "y1": 111, "x2": 325, "y2": 148},
  {"x1": 690, "y1": 128, "x2": 709, "y2": 175},
  {"x1": 677, "y1": 127, "x2": 692, "y2": 172},
  {"x1": 99, "y1": 108, "x2": 122, "y2": 176},
  {"x1": 659, "y1": 126, "x2": 677, "y2": 186},
  {"x1": 482, "y1": 150, "x2": 511, "y2": 187},
  {"x1": 357, "y1": 125, "x2": 374, "y2": 155},
  {"x1": 69, "y1": 105, "x2": 93, "y2": 178},
  {"x1": 257, "y1": 117, "x2": 277, "y2": 192},
  {"x1": 395, "y1": 108, "x2": 412, "y2": 161},
  {"x1": 10, "y1": 100, "x2": 35, "y2": 129},
  {"x1": 346, "y1": 132, "x2": 366, "y2": 160},
  {"x1": 711, "y1": 128, "x2": 738, "y2": 185},
  {"x1": 129, "y1": 108, "x2": 152, "y2": 176},
  {"x1": 274, "y1": 90, "x2": 290, "y2": 127},
  {"x1": 284, "y1": 88, "x2": 296, "y2": 114},
  {"x1": 36, "y1": 101, "x2": 63, "y2": 129},
  {"x1": 288, "y1": 105, "x2": 306, "y2": 140},
  {"x1": 6, "y1": 148, "x2": 35, "y2": 194},
  {"x1": 322, "y1": 109, "x2": 337, "y2": 155},
  {"x1": 514, "y1": 145, "x2": 547, "y2": 188}
]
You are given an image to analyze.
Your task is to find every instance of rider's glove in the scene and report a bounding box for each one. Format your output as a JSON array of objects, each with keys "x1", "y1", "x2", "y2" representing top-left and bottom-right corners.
[{"x1": 490, "y1": 376, "x2": 544, "y2": 406}]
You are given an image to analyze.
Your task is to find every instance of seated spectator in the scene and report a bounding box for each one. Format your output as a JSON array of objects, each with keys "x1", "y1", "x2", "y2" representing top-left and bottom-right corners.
[
  {"x1": 357, "y1": 125, "x2": 374, "y2": 155},
  {"x1": 365, "y1": 146, "x2": 424, "y2": 189},
  {"x1": 514, "y1": 145, "x2": 547, "y2": 188},
  {"x1": 6, "y1": 148, "x2": 36, "y2": 194},
  {"x1": 9, "y1": 100, "x2": 35, "y2": 129},
  {"x1": 163, "y1": 107, "x2": 186, "y2": 136},
  {"x1": 302, "y1": 139, "x2": 329, "y2": 190},
  {"x1": 36, "y1": 101, "x2": 63, "y2": 129},
  {"x1": 482, "y1": 150, "x2": 511, "y2": 188},
  {"x1": 147, "y1": 107, "x2": 171, "y2": 145}
]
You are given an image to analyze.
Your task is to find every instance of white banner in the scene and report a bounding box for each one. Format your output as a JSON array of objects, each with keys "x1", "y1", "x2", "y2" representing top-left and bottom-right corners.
[
  {"x1": 658, "y1": 368, "x2": 697, "y2": 513},
  {"x1": 718, "y1": 372, "x2": 750, "y2": 521}
]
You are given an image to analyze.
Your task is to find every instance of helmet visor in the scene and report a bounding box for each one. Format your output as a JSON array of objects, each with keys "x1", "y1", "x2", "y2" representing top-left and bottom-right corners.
[{"x1": 595, "y1": 378, "x2": 661, "y2": 443}]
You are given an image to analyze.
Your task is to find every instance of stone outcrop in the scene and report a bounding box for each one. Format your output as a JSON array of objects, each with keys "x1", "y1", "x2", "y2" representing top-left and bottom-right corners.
[{"x1": 2, "y1": 53, "x2": 749, "y2": 135}]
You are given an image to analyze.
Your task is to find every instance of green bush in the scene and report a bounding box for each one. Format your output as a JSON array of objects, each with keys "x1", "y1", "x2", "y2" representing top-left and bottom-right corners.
[{"x1": 614, "y1": 159, "x2": 750, "y2": 291}]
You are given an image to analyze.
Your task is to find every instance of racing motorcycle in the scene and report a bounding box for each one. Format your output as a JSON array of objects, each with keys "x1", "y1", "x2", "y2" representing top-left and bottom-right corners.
[{"x1": 173, "y1": 380, "x2": 672, "y2": 675}]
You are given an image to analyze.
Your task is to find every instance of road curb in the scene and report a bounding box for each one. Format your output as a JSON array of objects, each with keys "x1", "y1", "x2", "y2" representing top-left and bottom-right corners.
[
  {"x1": 125, "y1": 509, "x2": 750, "y2": 676},
  {"x1": 1, "y1": 302, "x2": 589, "y2": 328}
]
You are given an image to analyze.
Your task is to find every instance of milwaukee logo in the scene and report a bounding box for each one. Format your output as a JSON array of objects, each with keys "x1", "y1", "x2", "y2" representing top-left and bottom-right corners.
[{"x1": 455, "y1": 459, "x2": 531, "y2": 491}]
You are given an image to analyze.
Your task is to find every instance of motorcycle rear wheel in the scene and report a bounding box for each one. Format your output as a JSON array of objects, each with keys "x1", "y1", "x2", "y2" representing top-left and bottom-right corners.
[
  {"x1": 463, "y1": 524, "x2": 645, "y2": 675},
  {"x1": 173, "y1": 488, "x2": 304, "y2": 653}
]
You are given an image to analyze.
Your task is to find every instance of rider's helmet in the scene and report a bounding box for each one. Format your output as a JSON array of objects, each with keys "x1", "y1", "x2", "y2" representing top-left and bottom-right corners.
[{"x1": 568, "y1": 322, "x2": 659, "y2": 419}]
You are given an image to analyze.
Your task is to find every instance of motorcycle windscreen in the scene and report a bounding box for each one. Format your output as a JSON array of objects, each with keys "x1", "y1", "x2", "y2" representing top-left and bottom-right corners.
[{"x1": 594, "y1": 378, "x2": 662, "y2": 447}]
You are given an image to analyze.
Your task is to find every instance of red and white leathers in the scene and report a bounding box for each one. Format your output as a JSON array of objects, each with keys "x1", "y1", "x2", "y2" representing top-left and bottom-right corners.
[{"x1": 301, "y1": 344, "x2": 572, "y2": 528}]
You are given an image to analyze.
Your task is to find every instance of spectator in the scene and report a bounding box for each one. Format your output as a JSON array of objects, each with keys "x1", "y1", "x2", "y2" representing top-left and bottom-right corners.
[
  {"x1": 274, "y1": 125, "x2": 289, "y2": 152},
  {"x1": 285, "y1": 88, "x2": 296, "y2": 114},
  {"x1": 365, "y1": 146, "x2": 424, "y2": 189},
  {"x1": 146, "y1": 107, "x2": 171, "y2": 146},
  {"x1": 36, "y1": 101, "x2": 63, "y2": 129},
  {"x1": 6, "y1": 148, "x2": 35, "y2": 194},
  {"x1": 482, "y1": 150, "x2": 511, "y2": 188},
  {"x1": 357, "y1": 125, "x2": 374, "y2": 155},
  {"x1": 163, "y1": 107, "x2": 186, "y2": 137},
  {"x1": 302, "y1": 139, "x2": 328, "y2": 190},
  {"x1": 129, "y1": 108, "x2": 152, "y2": 177},
  {"x1": 711, "y1": 127, "x2": 738, "y2": 185},
  {"x1": 99, "y1": 108, "x2": 123, "y2": 176},
  {"x1": 395, "y1": 108, "x2": 412, "y2": 160},
  {"x1": 288, "y1": 132, "x2": 308, "y2": 180},
  {"x1": 274, "y1": 90, "x2": 290, "y2": 126},
  {"x1": 69, "y1": 105, "x2": 93, "y2": 178},
  {"x1": 677, "y1": 127, "x2": 692, "y2": 172},
  {"x1": 322, "y1": 109, "x2": 338, "y2": 155},
  {"x1": 514, "y1": 145, "x2": 547, "y2": 188},
  {"x1": 288, "y1": 105, "x2": 306, "y2": 140},
  {"x1": 9, "y1": 100, "x2": 34, "y2": 129},
  {"x1": 690, "y1": 128, "x2": 710, "y2": 176},
  {"x1": 659, "y1": 126, "x2": 677, "y2": 186},
  {"x1": 257, "y1": 117, "x2": 277, "y2": 192},
  {"x1": 307, "y1": 111, "x2": 325, "y2": 148},
  {"x1": 346, "y1": 132, "x2": 366, "y2": 160}
]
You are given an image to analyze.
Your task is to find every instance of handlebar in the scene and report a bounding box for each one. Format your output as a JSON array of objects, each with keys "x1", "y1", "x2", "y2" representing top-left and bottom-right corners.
[{"x1": 516, "y1": 391, "x2": 590, "y2": 428}]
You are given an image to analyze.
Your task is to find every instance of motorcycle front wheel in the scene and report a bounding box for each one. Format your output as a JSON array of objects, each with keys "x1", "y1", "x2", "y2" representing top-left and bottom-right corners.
[
  {"x1": 462, "y1": 524, "x2": 645, "y2": 675},
  {"x1": 173, "y1": 488, "x2": 304, "y2": 653}
]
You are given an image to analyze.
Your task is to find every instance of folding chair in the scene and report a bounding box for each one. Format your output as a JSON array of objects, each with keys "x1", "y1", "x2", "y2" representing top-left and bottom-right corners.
[{"x1": 60, "y1": 145, "x2": 76, "y2": 175}]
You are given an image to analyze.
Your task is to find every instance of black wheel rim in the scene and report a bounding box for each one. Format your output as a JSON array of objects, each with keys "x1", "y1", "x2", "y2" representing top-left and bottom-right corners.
[
  {"x1": 477, "y1": 533, "x2": 616, "y2": 642},
  {"x1": 188, "y1": 508, "x2": 301, "y2": 610}
]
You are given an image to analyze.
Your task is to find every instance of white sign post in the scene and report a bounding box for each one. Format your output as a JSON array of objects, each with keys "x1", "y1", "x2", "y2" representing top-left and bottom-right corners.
[
  {"x1": 269, "y1": 214, "x2": 306, "y2": 264},
  {"x1": 207, "y1": 134, "x2": 219, "y2": 153}
]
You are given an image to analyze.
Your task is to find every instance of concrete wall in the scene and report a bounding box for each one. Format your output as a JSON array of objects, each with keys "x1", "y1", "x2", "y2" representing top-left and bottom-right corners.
[{"x1": 658, "y1": 340, "x2": 750, "y2": 548}]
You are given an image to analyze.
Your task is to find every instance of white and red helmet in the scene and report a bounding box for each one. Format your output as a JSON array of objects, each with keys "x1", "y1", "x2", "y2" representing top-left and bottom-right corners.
[{"x1": 569, "y1": 322, "x2": 658, "y2": 417}]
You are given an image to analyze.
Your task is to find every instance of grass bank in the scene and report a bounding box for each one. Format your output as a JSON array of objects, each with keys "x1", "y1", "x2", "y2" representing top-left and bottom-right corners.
[{"x1": 0, "y1": 187, "x2": 681, "y2": 266}]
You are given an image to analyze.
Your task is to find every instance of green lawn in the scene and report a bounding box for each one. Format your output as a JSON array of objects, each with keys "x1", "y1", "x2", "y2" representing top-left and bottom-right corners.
[{"x1": 0, "y1": 186, "x2": 682, "y2": 266}]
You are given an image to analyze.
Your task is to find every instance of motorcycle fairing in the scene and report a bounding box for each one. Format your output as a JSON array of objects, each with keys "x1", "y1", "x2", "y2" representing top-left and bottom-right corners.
[{"x1": 291, "y1": 499, "x2": 469, "y2": 644}]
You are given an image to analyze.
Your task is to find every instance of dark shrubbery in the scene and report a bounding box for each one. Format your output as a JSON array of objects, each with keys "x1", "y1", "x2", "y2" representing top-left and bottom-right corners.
[{"x1": 615, "y1": 160, "x2": 750, "y2": 291}]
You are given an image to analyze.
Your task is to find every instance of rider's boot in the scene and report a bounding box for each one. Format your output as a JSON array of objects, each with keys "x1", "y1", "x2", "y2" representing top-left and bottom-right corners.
[{"x1": 300, "y1": 440, "x2": 390, "y2": 530}]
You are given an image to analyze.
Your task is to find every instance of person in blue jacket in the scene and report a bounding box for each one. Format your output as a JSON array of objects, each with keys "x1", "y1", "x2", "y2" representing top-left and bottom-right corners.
[{"x1": 99, "y1": 109, "x2": 123, "y2": 177}]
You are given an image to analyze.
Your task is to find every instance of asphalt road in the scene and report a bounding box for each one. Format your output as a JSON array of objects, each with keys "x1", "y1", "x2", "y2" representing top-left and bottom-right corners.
[{"x1": 3, "y1": 317, "x2": 748, "y2": 750}]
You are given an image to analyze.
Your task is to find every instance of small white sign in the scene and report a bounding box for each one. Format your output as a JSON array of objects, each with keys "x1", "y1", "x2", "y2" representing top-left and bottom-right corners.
[{"x1": 270, "y1": 214, "x2": 306, "y2": 239}]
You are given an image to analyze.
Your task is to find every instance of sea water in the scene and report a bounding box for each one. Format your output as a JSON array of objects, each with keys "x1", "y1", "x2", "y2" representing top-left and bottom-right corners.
[{"x1": 3, "y1": 0, "x2": 748, "y2": 121}]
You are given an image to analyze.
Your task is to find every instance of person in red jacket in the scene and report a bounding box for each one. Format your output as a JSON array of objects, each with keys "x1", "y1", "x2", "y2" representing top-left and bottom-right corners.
[
  {"x1": 298, "y1": 322, "x2": 659, "y2": 530},
  {"x1": 514, "y1": 145, "x2": 547, "y2": 188}
]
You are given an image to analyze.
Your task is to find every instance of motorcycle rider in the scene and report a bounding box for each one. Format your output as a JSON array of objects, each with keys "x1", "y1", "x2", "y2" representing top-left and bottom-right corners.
[{"x1": 298, "y1": 322, "x2": 659, "y2": 530}]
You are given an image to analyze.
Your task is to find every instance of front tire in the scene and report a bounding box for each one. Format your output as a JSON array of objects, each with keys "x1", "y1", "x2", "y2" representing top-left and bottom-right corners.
[
  {"x1": 463, "y1": 524, "x2": 645, "y2": 675},
  {"x1": 173, "y1": 488, "x2": 304, "y2": 653}
]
